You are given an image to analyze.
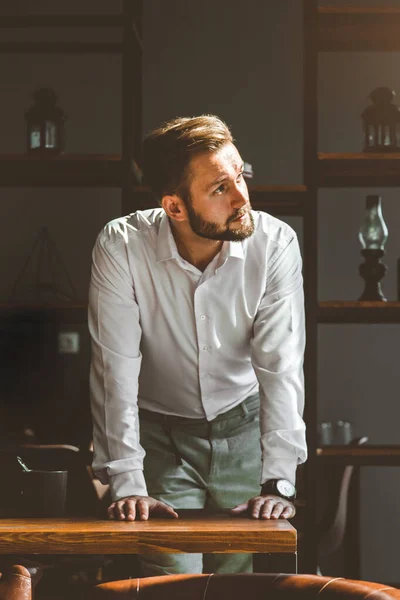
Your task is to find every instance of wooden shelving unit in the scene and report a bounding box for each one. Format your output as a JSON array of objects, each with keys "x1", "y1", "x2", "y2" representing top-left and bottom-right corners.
[
  {"x1": 0, "y1": 1, "x2": 142, "y2": 320},
  {"x1": 303, "y1": 0, "x2": 400, "y2": 576}
]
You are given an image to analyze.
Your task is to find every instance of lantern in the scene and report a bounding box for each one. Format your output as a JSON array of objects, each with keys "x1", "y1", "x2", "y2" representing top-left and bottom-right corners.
[
  {"x1": 25, "y1": 88, "x2": 66, "y2": 155},
  {"x1": 358, "y1": 195, "x2": 388, "y2": 301},
  {"x1": 361, "y1": 87, "x2": 400, "y2": 152}
]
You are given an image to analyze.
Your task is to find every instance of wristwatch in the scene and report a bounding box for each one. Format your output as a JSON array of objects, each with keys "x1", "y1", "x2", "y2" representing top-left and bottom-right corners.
[{"x1": 260, "y1": 479, "x2": 296, "y2": 501}]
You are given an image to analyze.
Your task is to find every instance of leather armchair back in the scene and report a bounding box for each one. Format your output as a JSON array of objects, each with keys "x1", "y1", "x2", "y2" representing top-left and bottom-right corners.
[{"x1": 90, "y1": 573, "x2": 400, "y2": 600}]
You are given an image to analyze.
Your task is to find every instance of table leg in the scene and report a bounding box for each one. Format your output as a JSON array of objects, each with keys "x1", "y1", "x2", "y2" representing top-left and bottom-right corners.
[{"x1": 253, "y1": 552, "x2": 297, "y2": 574}]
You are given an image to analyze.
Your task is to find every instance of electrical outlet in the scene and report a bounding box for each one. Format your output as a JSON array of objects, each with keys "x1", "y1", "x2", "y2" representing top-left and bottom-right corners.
[{"x1": 58, "y1": 331, "x2": 80, "y2": 354}]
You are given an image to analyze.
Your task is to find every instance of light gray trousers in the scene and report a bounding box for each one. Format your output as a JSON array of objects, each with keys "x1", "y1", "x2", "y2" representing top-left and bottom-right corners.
[{"x1": 138, "y1": 393, "x2": 261, "y2": 576}]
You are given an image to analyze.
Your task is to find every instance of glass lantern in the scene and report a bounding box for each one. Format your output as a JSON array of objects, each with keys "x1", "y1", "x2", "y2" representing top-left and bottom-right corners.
[
  {"x1": 358, "y1": 195, "x2": 388, "y2": 250},
  {"x1": 358, "y1": 195, "x2": 388, "y2": 301},
  {"x1": 25, "y1": 88, "x2": 66, "y2": 155},
  {"x1": 361, "y1": 87, "x2": 400, "y2": 152}
]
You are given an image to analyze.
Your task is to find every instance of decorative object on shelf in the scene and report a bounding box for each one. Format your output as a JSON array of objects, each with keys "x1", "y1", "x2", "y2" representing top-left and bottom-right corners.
[
  {"x1": 319, "y1": 421, "x2": 333, "y2": 445},
  {"x1": 319, "y1": 420, "x2": 353, "y2": 445},
  {"x1": 243, "y1": 162, "x2": 254, "y2": 179},
  {"x1": 361, "y1": 87, "x2": 400, "y2": 152},
  {"x1": 25, "y1": 88, "x2": 66, "y2": 155},
  {"x1": 335, "y1": 420, "x2": 353, "y2": 445},
  {"x1": 358, "y1": 194, "x2": 388, "y2": 301},
  {"x1": 9, "y1": 226, "x2": 81, "y2": 306}
]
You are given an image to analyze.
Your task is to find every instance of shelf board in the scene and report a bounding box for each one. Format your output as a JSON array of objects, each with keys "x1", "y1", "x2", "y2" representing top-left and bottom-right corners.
[
  {"x1": 318, "y1": 301, "x2": 400, "y2": 324},
  {"x1": 248, "y1": 185, "x2": 307, "y2": 216},
  {"x1": 0, "y1": 304, "x2": 88, "y2": 324},
  {"x1": 0, "y1": 157, "x2": 306, "y2": 205},
  {"x1": 0, "y1": 15, "x2": 124, "y2": 28},
  {"x1": 126, "y1": 185, "x2": 308, "y2": 216},
  {"x1": 0, "y1": 154, "x2": 129, "y2": 187},
  {"x1": 0, "y1": 42, "x2": 122, "y2": 54},
  {"x1": 319, "y1": 7, "x2": 400, "y2": 52},
  {"x1": 317, "y1": 445, "x2": 400, "y2": 466},
  {"x1": 318, "y1": 153, "x2": 400, "y2": 186}
]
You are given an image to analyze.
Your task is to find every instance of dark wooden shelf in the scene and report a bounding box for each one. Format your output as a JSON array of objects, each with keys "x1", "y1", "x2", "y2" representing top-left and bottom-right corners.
[
  {"x1": 0, "y1": 157, "x2": 306, "y2": 208},
  {"x1": 126, "y1": 184, "x2": 308, "y2": 216},
  {"x1": 249, "y1": 185, "x2": 307, "y2": 216},
  {"x1": 319, "y1": 7, "x2": 400, "y2": 52},
  {"x1": 0, "y1": 15, "x2": 124, "y2": 28},
  {"x1": 0, "y1": 42, "x2": 122, "y2": 54},
  {"x1": 0, "y1": 154, "x2": 127, "y2": 187},
  {"x1": 317, "y1": 445, "x2": 400, "y2": 466},
  {"x1": 318, "y1": 153, "x2": 400, "y2": 187},
  {"x1": 318, "y1": 301, "x2": 400, "y2": 324},
  {"x1": 0, "y1": 304, "x2": 88, "y2": 324}
]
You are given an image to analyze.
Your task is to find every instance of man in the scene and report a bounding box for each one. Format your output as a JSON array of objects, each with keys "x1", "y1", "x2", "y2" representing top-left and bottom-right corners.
[{"x1": 89, "y1": 115, "x2": 307, "y2": 575}]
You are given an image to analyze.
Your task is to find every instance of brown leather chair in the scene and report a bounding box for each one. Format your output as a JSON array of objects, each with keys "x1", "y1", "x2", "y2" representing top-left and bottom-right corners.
[
  {"x1": 89, "y1": 573, "x2": 400, "y2": 599},
  {"x1": 0, "y1": 565, "x2": 31, "y2": 600}
]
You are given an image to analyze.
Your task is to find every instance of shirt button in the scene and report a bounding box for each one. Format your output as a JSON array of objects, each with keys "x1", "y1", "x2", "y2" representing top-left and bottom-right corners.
[
  {"x1": 203, "y1": 345, "x2": 210, "y2": 351},
  {"x1": 200, "y1": 315, "x2": 206, "y2": 321}
]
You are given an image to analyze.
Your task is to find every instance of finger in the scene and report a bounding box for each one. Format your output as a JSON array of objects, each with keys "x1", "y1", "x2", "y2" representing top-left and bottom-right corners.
[
  {"x1": 136, "y1": 499, "x2": 149, "y2": 521},
  {"x1": 251, "y1": 498, "x2": 269, "y2": 519},
  {"x1": 271, "y1": 502, "x2": 284, "y2": 519},
  {"x1": 230, "y1": 502, "x2": 249, "y2": 514},
  {"x1": 260, "y1": 501, "x2": 274, "y2": 519},
  {"x1": 282, "y1": 505, "x2": 295, "y2": 519},
  {"x1": 107, "y1": 503, "x2": 116, "y2": 520},
  {"x1": 124, "y1": 499, "x2": 137, "y2": 521},
  {"x1": 114, "y1": 500, "x2": 131, "y2": 521},
  {"x1": 164, "y1": 504, "x2": 179, "y2": 518},
  {"x1": 156, "y1": 501, "x2": 179, "y2": 519}
]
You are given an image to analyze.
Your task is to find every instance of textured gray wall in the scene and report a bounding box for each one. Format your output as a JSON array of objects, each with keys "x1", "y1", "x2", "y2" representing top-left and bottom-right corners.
[{"x1": 0, "y1": 0, "x2": 399, "y2": 582}]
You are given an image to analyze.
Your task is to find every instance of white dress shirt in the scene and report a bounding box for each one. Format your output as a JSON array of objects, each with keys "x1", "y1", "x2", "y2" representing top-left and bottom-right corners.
[{"x1": 89, "y1": 208, "x2": 307, "y2": 501}]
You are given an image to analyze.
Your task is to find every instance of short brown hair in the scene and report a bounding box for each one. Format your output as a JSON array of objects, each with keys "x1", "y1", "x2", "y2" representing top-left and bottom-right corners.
[{"x1": 142, "y1": 115, "x2": 233, "y2": 203}]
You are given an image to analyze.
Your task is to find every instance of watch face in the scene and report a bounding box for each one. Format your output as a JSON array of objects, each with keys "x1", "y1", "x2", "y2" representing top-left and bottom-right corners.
[{"x1": 276, "y1": 479, "x2": 296, "y2": 498}]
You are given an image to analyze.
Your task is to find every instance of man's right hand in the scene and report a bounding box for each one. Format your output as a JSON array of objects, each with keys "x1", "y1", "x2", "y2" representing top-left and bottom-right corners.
[{"x1": 107, "y1": 496, "x2": 179, "y2": 521}]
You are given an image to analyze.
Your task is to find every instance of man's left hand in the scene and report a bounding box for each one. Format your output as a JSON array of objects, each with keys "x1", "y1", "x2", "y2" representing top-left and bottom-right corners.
[{"x1": 230, "y1": 494, "x2": 295, "y2": 519}]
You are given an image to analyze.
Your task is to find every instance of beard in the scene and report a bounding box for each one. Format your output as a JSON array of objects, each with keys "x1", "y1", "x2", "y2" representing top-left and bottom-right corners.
[{"x1": 182, "y1": 194, "x2": 255, "y2": 242}]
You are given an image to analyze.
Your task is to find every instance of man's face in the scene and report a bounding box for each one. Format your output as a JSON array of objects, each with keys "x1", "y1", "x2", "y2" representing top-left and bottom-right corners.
[{"x1": 181, "y1": 142, "x2": 254, "y2": 242}]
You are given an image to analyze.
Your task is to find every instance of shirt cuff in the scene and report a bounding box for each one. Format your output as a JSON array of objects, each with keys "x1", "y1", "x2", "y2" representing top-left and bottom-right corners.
[
  {"x1": 109, "y1": 470, "x2": 148, "y2": 501},
  {"x1": 261, "y1": 458, "x2": 298, "y2": 487}
]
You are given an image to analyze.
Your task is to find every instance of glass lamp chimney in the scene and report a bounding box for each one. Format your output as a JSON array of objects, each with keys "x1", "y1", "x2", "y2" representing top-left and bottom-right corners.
[{"x1": 358, "y1": 195, "x2": 388, "y2": 250}]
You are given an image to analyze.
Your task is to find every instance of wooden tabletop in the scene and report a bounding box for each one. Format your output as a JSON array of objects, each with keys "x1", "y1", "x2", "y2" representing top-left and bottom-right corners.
[{"x1": 0, "y1": 514, "x2": 296, "y2": 555}]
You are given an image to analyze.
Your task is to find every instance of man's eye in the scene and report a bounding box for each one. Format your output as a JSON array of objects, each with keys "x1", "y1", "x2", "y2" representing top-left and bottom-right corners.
[{"x1": 214, "y1": 184, "x2": 226, "y2": 194}]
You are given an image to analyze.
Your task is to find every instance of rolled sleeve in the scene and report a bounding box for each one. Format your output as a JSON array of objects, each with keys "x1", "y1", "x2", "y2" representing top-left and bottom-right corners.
[
  {"x1": 89, "y1": 231, "x2": 148, "y2": 500},
  {"x1": 251, "y1": 234, "x2": 307, "y2": 486}
]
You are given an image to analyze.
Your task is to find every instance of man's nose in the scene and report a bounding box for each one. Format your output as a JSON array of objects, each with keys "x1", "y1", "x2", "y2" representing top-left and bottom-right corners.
[{"x1": 231, "y1": 184, "x2": 249, "y2": 210}]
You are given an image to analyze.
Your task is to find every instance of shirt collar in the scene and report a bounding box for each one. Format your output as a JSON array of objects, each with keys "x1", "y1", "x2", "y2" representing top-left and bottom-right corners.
[
  {"x1": 156, "y1": 212, "x2": 180, "y2": 263},
  {"x1": 156, "y1": 210, "x2": 245, "y2": 263}
]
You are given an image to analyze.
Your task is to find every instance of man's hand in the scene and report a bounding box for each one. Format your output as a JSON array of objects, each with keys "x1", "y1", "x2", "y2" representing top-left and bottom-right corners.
[
  {"x1": 107, "y1": 496, "x2": 179, "y2": 521},
  {"x1": 231, "y1": 494, "x2": 295, "y2": 520}
]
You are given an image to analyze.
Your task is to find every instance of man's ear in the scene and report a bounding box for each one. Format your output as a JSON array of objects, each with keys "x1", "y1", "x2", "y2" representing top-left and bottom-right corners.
[{"x1": 161, "y1": 194, "x2": 187, "y2": 222}]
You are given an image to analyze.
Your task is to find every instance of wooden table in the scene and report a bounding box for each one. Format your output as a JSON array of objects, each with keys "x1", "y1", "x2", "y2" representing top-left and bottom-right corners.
[{"x1": 0, "y1": 514, "x2": 297, "y2": 573}]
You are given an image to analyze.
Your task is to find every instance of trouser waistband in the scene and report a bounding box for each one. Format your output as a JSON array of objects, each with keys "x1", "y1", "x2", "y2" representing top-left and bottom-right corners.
[
  {"x1": 139, "y1": 393, "x2": 259, "y2": 466},
  {"x1": 139, "y1": 392, "x2": 260, "y2": 428}
]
